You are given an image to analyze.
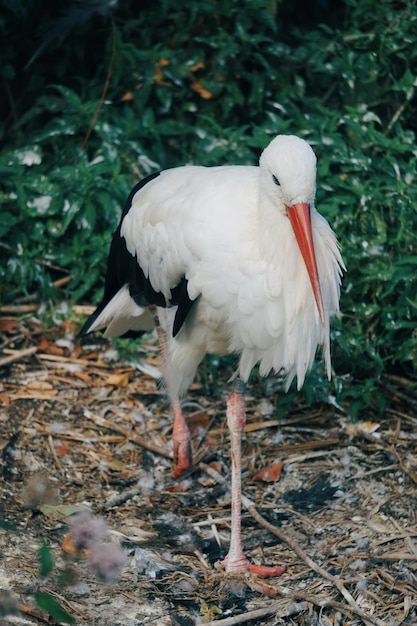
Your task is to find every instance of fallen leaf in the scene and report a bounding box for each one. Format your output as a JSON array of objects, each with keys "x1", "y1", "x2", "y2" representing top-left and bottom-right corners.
[
  {"x1": 209, "y1": 461, "x2": 222, "y2": 473},
  {"x1": 253, "y1": 460, "x2": 284, "y2": 483},
  {"x1": 39, "y1": 503, "x2": 91, "y2": 523},
  {"x1": 0, "y1": 318, "x2": 19, "y2": 332},
  {"x1": 71, "y1": 344, "x2": 83, "y2": 359},
  {"x1": 119, "y1": 521, "x2": 156, "y2": 542},
  {"x1": 162, "y1": 480, "x2": 192, "y2": 493},
  {"x1": 14, "y1": 388, "x2": 58, "y2": 399},
  {"x1": 26, "y1": 380, "x2": 54, "y2": 390},
  {"x1": 73, "y1": 371, "x2": 93, "y2": 383},
  {"x1": 0, "y1": 392, "x2": 11, "y2": 405},
  {"x1": 106, "y1": 458, "x2": 129, "y2": 471},
  {"x1": 358, "y1": 421, "x2": 381, "y2": 433},
  {"x1": 187, "y1": 411, "x2": 210, "y2": 434},
  {"x1": 37, "y1": 337, "x2": 65, "y2": 356},
  {"x1": 342, "y1": 420, "x2": 381, "y2": 437},
  {"x1": 55, "y1": 444, "x2": 70, "y2": 456},
  {"x1": 105, "y1": 372, "x2": 131, "y2": 387}
]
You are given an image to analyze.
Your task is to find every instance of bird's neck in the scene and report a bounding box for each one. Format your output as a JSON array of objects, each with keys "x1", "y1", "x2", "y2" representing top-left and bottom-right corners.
[{"x1": 257, "y1": 192, "x2": 293, "y2": 265}]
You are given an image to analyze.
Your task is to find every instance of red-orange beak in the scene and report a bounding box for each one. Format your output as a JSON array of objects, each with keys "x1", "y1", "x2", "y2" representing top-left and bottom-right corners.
[{"x1": 287, "y1": 202, "x2": 325, "y2": 326}]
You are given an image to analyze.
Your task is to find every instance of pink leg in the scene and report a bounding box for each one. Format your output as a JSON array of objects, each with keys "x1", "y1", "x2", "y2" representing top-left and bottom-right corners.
[
  {"x1": 172, "y1": 398, "x2": 192, "y2": 478},
  {"x1": 156, "y1": 326, "x2": 192, "y2": 478},
  {"x1": 217, "y1": 379, "x2": 285, "y2": 578}
]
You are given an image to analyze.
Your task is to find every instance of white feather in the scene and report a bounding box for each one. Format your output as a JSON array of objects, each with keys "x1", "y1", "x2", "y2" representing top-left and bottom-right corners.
[
  {"x1": 87, "y1": 285, "x2": 154, "y2": 338},
  {"x1": 113, "y1": 135, "x2": 344, "y2": 397}
]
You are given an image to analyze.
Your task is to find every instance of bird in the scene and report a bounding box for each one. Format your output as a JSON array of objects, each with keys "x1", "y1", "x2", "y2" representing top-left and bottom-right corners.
[{"x1": 79, "y1": 134, "x2": 344, "y2": 577}]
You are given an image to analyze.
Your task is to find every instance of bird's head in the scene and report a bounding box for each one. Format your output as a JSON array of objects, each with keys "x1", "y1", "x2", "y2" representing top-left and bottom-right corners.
[
  {"x1": 259, "y1": 135, "x2": 325, "y2": 325},
  {"x1": 259, "y1": 134, "x2": 317, "y2": 211}
]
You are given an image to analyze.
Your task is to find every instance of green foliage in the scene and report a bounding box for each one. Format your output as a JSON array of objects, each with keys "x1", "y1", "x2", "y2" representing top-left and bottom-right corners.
[
  {"x1": 34, "y1": 592, "x2": 75, "y2": 625},
  {"x1": 1, "y1": 0, "x2": 416, "y2": 416},
  {"x1": 38, "y1": 541, "x2": 54, "y2": 578}
]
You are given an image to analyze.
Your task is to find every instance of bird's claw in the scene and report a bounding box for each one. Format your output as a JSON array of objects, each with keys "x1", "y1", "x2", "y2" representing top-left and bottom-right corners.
[{"x1": 215, "y1": 555, "x2": 285, "y2": 579}]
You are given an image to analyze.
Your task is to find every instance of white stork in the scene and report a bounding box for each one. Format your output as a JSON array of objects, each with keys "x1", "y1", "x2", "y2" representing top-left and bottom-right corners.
[{"x1": 80, "y1": 134, "x2": 344, "y2": 576}]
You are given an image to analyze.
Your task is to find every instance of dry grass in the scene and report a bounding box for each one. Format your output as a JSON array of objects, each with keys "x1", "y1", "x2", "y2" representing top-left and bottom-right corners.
[{"x1": 1, "y1": 312, "x2": 417, "y2": 625}]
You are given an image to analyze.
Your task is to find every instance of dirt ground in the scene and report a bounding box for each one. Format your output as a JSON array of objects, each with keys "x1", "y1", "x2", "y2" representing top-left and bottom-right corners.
[{"x1": 1, "y1": 308, "x2": 417, "y2": 626}]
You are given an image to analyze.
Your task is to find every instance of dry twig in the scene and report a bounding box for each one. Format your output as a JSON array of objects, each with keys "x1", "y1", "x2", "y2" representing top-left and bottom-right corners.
[
  {"x1": 0, "y1": 346, "x2": 37, "y2": 367},
  {"x1": 202, "y1": 600, "x2": 308, "y2": 626}
]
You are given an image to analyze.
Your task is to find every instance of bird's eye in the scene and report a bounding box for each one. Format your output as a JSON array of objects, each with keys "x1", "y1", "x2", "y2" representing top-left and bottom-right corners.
[{"x1": 272, "y1": 174, "x2": 280, "y2": 186}]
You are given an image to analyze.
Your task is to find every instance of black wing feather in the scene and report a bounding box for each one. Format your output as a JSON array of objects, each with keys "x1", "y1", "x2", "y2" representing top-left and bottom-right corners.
[
  {"x1": 171, "y1": 277, "x2": 196, "y2": 337},
  {"x1": 79, "y1": 171, "x2": 197, "y2": 339}
]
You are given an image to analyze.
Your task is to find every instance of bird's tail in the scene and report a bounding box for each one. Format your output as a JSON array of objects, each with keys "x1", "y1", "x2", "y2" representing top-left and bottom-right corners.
[{"x1": 78, "y1": 284, "x2": 154, "y2": 339}]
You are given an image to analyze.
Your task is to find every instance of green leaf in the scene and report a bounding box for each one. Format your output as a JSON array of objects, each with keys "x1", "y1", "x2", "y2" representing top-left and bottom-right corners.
[
  {"x1": 34, "y1": 592, "x2": 75, "y2": 624},
  {"x1": 39, "y1": 504, "x2": 91, "y2": 523},
  {"x1": 38, "y1": 542, "x2": 54, "y2": 578}
]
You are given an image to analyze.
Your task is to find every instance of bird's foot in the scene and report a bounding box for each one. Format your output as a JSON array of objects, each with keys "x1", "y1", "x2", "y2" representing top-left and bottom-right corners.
[
  {"x1": 172, "y1": 437, "x2": 192, "y2": 478},
  {"x1": 172, "y1": 399, "x2": 192, "y2": 478},
  {"x1": 215, "y1": 553, "x2": 286, "y2": 579}
]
